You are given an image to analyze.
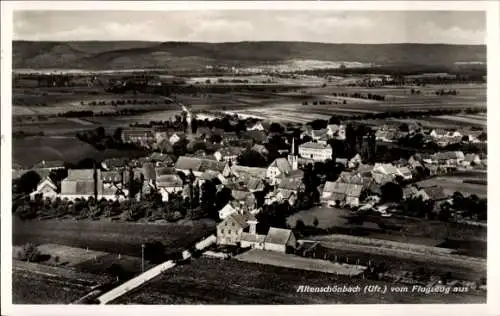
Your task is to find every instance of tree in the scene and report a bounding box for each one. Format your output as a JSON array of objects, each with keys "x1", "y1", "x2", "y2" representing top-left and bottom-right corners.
[
  {"x1": 381, "y1": 182, "x2": 403, "y2": 203},
  {"x1": 17, "y1": 243, "x2": 42, "y2": 262},
  {"x1": 16, "y1": 171, "x2": 41, "y2": 194},
  {"x1": 313, "y1": 217, "x2": 319, "y2": 227}
]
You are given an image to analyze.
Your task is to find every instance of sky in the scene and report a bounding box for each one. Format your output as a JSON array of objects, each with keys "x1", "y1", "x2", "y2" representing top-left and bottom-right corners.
[{"x1": 13, "y1": 10, "x2": 486, "y2": 44}]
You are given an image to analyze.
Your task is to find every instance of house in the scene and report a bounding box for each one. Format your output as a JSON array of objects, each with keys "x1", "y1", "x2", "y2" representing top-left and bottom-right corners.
[
  {"x1": 408, "y1": 155, "x2": 423, "y2": 169},
  {"x1": 60, "y1": 169, "x2": 104, "y2": 201},
  {"x1": 174, "y1": 156, "x2": 226, "y2": 177},
  {"x1": 276, "y1": 178, "x2": 305, "y2": 206},
  {"x1": 216, "y1": 212, "x2": 249, "y2": 245},
  {"x1": 101, "y1": 171, "x2": 123, "y2": 184},
  {"x1": 223, "y1": 165, "x2": 267, "y2": 182},
  {"x1": 214, "y1": 146, "x2": 245, "y2": 163},
  {"x1": 372, "y1": 163, "x2": 399, "y2": 183},
  {"x1": 345, "y1": 183, "x2": 364, "y2": 207},
  {"x1": 403, "y1": 186, "x2": 419, "y2": 200},
  {"x1": 348, "y1": 154, "x2": 363, "y2": 169},
  {"x1": 298, "y1": 142, "x2": 333, "y2": 162},
  {"x1": 462, "y1": 154, "x2": 481, "y2": 167},
  {"x1": 321, "y1": 181, "x2": 347, "y2": 206},
  {"x1": 327, "y1": 124, "x2": 346, "y2": 140},
  {"x1": 240, "y1": 215, "x2": 266, "y2": 249},
  {"x1": 247, "y1": 122, "x2": 265, "y2": 131},
  {"x1": 218, "y1": 202, "x2": 238, "y2": 220},
  {"x1": 222, "y1": 132, "x2": 239, "y2": 144},
  {"x1": 263, "y1": 228, "x2": 296, "y2": 253},
  {"x1": 156, "y1": 174, "x2": 184, "y2": 201},
  {"x1": 396, "y1": 167, "x2": 413, "y2": 180},
  {"x1": 375, "y1": 130, "x2": 396, "y2": 142},
  {"x1": 267, "y1": 158, "x2": 292, "y2": 184},
  {"x1": 169, "y1": 132, "x2": 185, "y2": 145},
  {"x1": 415, "y1": 186, "x2": 448, "y2": 202},
  {"x1": 357, "y1": 164, "x2": 374, "y2": 176},
  {"x1": 101, "y1": 158, "x2": 129, "y2": 171},
  {"x1": 149, "y1": 152, "x2": 174, "y2": 167},
  {"x1": 250, "y1": 144, "x2": 270, "y2": 157},
  {"x1": 431, "y1": 151, "x2": 465, "y2": 166},
  {"x1": 335, "y1": 158, "x2": 348, "y2": 167},
  {"x1": 121, "y1": 128, "x2": 155, "y2": 144},
  {"x1": 31, "y1": 160, "x2": 65, "y2": 171},
  {"x1": 30, "y1": 177, "x2": 58, "y2": 200}
]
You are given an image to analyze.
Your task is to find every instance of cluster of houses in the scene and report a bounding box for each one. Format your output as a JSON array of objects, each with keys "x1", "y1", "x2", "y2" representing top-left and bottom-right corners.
[{"x1": 374, "y1": 124, "x2": 486, "y2": 147}]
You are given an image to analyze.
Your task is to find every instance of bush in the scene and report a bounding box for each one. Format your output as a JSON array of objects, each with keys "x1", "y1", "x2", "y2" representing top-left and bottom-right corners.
[{"x1": 17, "y1": 243, "x2": 42, "y2": 262}]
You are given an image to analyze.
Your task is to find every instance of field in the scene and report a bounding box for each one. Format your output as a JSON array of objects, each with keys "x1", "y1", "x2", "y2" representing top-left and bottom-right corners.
[
  {"x1": 13, "y1": 218, "x2": 216, "y2": 258},
  {"x1": 111, "y1": 257, "x2": 485, "y2": 304},
  {"x1": 287, "y1": 206, "x2": 351, "y2": 229},
  {"x1": 236, "y1": 249, "x2": 366, "y2": 276},
  {"x1": 13, "y1": 260, "x2": 111, "y2": 304},
  {"x1": 416, "y1": 175, "x2": 487, "y2": 197}
]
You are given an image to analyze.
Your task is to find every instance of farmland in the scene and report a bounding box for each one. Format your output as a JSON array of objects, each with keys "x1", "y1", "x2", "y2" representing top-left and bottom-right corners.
[
  {"x1": 416, "y1": 176, "x2": 487, "y2": 198},
  {"x1": 13, "y1": 217, "x2": 216, "y2": 258},
  {"x1": 111, "y1": 257, "x2": 485, "y2": 304},
  {"x1": 13, "y1": 260, "x2": 111, "y2": 304}
]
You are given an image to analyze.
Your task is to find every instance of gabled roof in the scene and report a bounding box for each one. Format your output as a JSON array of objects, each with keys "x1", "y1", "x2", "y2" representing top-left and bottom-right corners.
[
  {"x1": 200, "y1": 170, "x2": 221, "y2": 181},
  {"x1": 264, "y1": 227, "x2": 294, "y2": 245},
  {"x1": 149, "y1": 152, "x2": 174, "y2": 163},
  {"x1": 464, "y1": 153, "x2": 480, "y2": 162},
  {"x1": 175, "y1": 156, "x2": 226, "y2": 173},
  {"x1": 373, "y1": 163, "x2": 399, "y2": 175},
  {"x1": 228, "y1": 165, "x2": 267, "y2": 179},
  {"x1": 217, "y1": 146, "x2": 245, "y2": 157},
  {"x1": 299, "y1": 141, "x2": 331, "y2": 150},
  {"x1": 246, "y1": 178, "x2": 265, "y2": 191},
  {"x1": 431, "y1": 151, "x2": 465, "y2": 161},
  {"x1": 323, "y1": 181, "x2": 349, "y2": 194},
  {"x1": 345, "y1": 184, "x2": 363, "y2": 198},
  {"x1": 251, "y1": 144, "x2": 269, "y2": 154},
  {"x1": 397, "y1": 167, "x2": 412, "y2": 176},
  {"x1": 241, "y1": 232, "x2": 266, "y2": 243},
  {"x1": 225, "y1": 211, "x2": 249, "y2": 228},
  {"x1": 269, "y1": 158, "x2": 292, "y2": 174},
  {"x1": 420, "y1": 186, "x2": 448, "y2": 201},
  {"x1": 142, "y1": 162, "x2": 157, "y2": 181},
  {"x1": 278, "y1": 178, "x2": 303, "y2": 191},
  {"x1": 67, "y1": 169, "x2": 94, "y2": 180},
  {"x1": 156, "y1": 174, "x2": 183, "y2": 187},
  {"x1": 36, "y1": 177, "x2": 57, "y2": 192}
]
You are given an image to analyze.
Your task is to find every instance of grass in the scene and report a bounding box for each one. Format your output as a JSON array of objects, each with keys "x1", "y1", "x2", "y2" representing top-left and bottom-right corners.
[
  {"x1": 236, "y1": 249, "x2": 366, "y2": 276},
  {"x1": 13, "y1": 260, "x2": 111, "y2": 304},
  {"x1": 111, "y1": 257, "x2": 485, "y2": 304},
  {"x1": 416, "y1": 176, "x2": 486, "y2": 197},
  {"x1": 287, "y1": 206, "x2": 351, "y2": 229},
  {"x1": 13, "y1": 218, "x2": 216, "y2": 258}
]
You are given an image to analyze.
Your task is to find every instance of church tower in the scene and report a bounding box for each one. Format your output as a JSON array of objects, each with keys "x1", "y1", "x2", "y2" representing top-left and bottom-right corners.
[{"x1": 287, "y1": 137, "x2": 298, "y2": 170}]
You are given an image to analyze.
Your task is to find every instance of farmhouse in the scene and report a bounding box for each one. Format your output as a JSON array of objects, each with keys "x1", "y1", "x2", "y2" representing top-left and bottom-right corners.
[
  {"x1": 397, "y1": 167, "x2": 413, "y2": 180},
  {"x1": 267, "y1": 158, "x2": 293, "y2": 184},
  {"x1": 216, "y1": 212, "x2": 249, "y2": 245},
  {"x1": 149, "y1": 152, "x2": 174, "y2": 167},
  {"x1": 60, "y1": 169, "x2": 104, "y2": 201},
  {"x1": 321, "y1": 181, "x2": 363, "y2": 207},
  {"x1": 327, "y1": 124, "x2": 346, "y2": 140},
  {"x1": 415, "y1": 186, "x2": 448, "y2": 202},
  {"x1": 263, "y1": 228, "x2": 296, "y2": 253},
  {"x1": 30, "y1": 177, "x2": 58, "y2": 200},
  {"x1": 218, "y1": 202, "x2": 238, "y2": 220},
  {"x1": 247, "y1": 122, "x2": 265, "y2": 131},
  {"x1": 121, "y1": 127, "x2": 155, "y2": 144},
  {"x1": 156, "y1": 174, "x2": 184, "y2": 201},
  {"x1": 298, "y1": 142, "x2": 332, "y2": 162},
  {"x1": 175, "y1": 156, "x2": 226, "y2": 177},
  {"x1": 214, "y1": 146, "x2": 245, "y2": 163},
  {"x1": 223, "y1": 165, "x2": 267, "y2": 182},
  {"x1": 431, "y1": 151, "x2": 465, "y2": 166}
]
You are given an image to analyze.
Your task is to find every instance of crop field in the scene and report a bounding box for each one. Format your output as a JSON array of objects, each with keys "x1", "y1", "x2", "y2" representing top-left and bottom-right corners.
[
  {"x1": 112, "y1": 257, "x2": 485, "y2": 304},
  {"x1": 236, "y1": 249, "x2": 366, "y2": 276},
  {"x1": 416, "y1": 176, "x2": 487, "y2": 197},
  {"x1": 12, "y1": 136, "x2": 100, "y2": 167},
  {"x1": 13, "y1": 116, "x2": 98, "y2": 136},
  {"x1": 13, "y1": 218, "x2": 216, "y2": 258},
  {"x1": 13, "y1": 260, "x2": 111, "y2": 304}
]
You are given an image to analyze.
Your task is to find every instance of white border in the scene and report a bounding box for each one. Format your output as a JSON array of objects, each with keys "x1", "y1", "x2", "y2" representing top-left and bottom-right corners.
[{"x1": 1, "y1": 2, "x2": 499, "y2": 316}]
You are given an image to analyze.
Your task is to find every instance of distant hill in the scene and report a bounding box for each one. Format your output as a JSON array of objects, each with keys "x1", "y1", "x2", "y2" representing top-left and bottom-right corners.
[{"x1": 13, "y1": 41, "x2": 486, "y2": 70}]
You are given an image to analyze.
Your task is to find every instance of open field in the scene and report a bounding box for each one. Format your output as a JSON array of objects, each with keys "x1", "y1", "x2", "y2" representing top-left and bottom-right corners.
[
  {"x1": 13, "y1": 218, "x2": 216, "y2": 258},
  {"x1": 287, "y1": 206, "x2": 351, "y2": 229},
  {"x1": 13, "y1": 116, "x2": 98, "y2": 136},
  {"x1": 236, "y1": 249, "x2": 366, "y2": 276},
  {"x1": 416, "y1": 176, "x2": 487, "y2": 198},
  {"x1": 13, "y1": 260, "x2": 111, "y2": 304},
  {"x1": 112, "y1": 257, "x2": 485, "y2": 304},
  {"x1": 12, "y1": 135, "x2": 148, "y2": 167}
]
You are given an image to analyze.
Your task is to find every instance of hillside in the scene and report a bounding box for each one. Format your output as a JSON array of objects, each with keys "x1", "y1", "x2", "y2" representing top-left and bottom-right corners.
[{"x1": 13, "y1": 41, "x2": 486, "y2": 70}]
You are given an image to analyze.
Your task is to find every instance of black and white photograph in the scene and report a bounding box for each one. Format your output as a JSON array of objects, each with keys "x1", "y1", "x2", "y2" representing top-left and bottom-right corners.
[{"x1": 1, "y1": 1, "x2": 498, "y2": 314}]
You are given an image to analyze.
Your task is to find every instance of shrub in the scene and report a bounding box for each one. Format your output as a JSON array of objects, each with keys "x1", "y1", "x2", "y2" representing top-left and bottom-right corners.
[{"x1": 17, "y1": 243, "x2": 42, "y2": 262}]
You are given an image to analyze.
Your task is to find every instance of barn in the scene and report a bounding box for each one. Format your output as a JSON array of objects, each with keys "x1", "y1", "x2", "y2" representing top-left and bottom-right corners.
[{"x1": 263, "y1": 228, "x2": 296, "y2": 253}]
